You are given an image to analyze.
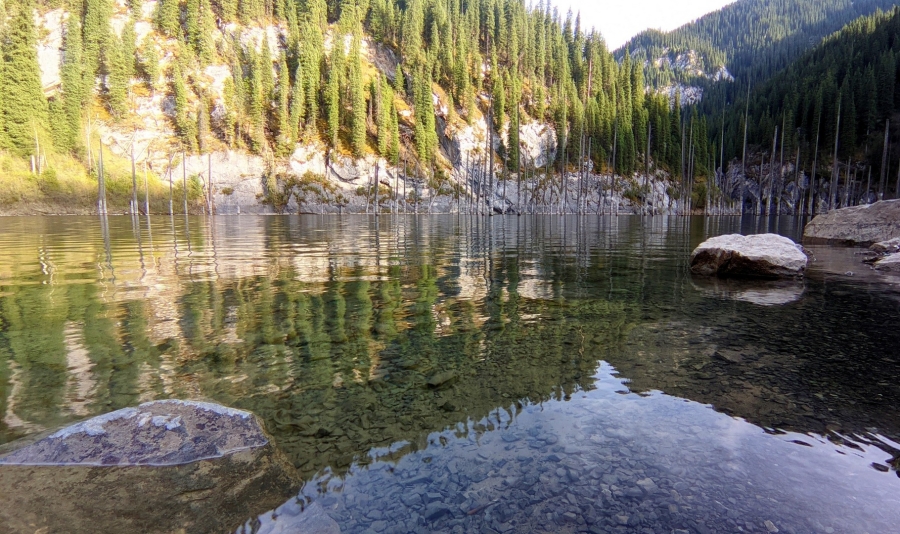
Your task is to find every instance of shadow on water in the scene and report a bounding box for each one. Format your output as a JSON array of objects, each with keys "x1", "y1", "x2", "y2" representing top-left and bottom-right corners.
[{"x1": 1, "y1": 215, "x2": 899, "y2": 532}]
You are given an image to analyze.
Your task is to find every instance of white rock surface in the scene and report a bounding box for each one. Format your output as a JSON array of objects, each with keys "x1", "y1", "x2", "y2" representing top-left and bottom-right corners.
[
  {"x1": 36, "y1": 9, "x2": 67, "y2": 92},
  {"x1": 690, "y1": 234, "x2": 808, "y2": 278}
]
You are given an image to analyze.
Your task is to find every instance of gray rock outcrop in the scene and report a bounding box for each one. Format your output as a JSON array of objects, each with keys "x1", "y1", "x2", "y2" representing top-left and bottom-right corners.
[
  {"x1": 874, "y1": 254, "x2": 900, "y2": 273},
  {"x1": 803, "y1": 199, "x2": 900, "y2": 246},
  {"x1": 0, "y1": 400, "x2": 299, "y2": 533},
  {"x1": 690, "y1": 234, "x2": 808, "y2": 278},
  {"x1": 871, "y1": 238, "x2": 900, "y2": 254}
]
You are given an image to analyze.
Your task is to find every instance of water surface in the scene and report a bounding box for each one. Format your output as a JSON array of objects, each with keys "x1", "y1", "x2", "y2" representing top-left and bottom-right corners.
[{"x1": 1, "y1": 215, "x2": 899, "y2": 533}]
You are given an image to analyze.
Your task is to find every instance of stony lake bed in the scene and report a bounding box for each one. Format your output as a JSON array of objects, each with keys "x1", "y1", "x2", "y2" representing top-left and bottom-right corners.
[{"x1": 1, "y1": 214, "x2": 899, "y2": 533}]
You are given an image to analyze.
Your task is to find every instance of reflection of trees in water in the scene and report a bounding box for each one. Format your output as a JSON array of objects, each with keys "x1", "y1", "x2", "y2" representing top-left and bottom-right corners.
[
  {"x1": 0, "y1": 216, "x2": 643, "y2": 478},
  {"x1": 176, "y1": 266, "x2": 638, "y2": 479},
  {"x1": 4, "y1": 215, "x2": 899, "y2": 481}
]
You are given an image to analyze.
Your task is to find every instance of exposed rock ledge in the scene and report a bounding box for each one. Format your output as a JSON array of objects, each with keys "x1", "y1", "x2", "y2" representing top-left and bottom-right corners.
[
  {"x1": 803, "y1": 199, "x2": 900, "y2": 246},
  {"x1": 0, "y1": 400, "x2": 300, "y2": 533},
  {"x1": 875, "y1": 254, "x2": 900, "y2": 273},
  {"x1": 690, "y1": 234, "x2": 808, "y2": 278}
]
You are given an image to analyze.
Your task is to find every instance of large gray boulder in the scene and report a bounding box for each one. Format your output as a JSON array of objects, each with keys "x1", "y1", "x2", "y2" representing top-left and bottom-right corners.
[
  {"x1": 804, "y1": 199, "x2": 900, "y2": 246},
  {"x1": 690, "y1": 234, "x2": 808, "y2": 278},
  {"x1": 0, "y1": 400, "x2": 300, "y2": 533}
]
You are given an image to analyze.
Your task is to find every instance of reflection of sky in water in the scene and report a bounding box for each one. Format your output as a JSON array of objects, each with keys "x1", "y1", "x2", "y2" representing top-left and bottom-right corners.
[{"x1": 250, "y1": 363, "x2": 900, "y2": 534}]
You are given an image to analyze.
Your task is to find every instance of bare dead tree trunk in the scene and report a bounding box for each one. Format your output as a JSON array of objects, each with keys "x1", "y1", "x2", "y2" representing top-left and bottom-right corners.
[
  {"x1": 879, "y1": 120, "x2": 890, "y2": 200},
  {"x1": 809, "y1": 115, "x2": 821, "y2": 216},
  {"x1": 830, "y1": 99, "x2": 842, "y2": 211}
]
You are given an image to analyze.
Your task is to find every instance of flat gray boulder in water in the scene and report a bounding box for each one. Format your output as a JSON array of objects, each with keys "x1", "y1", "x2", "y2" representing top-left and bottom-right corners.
[
  {"x1": 0, "y1": 400, "x2": 300, "y2": 534},
  {"x1": 690, "y1": 234, "x2": 808, "y2": 278},
  {"x1": 0, "y1": 399, "x2": 267, "y2": 466},
  {"x1": 804, "y1": 199, "x2": 900, "y2": 246}
]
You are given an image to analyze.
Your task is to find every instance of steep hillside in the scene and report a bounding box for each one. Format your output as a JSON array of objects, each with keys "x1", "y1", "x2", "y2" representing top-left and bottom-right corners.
[
  {"x1": 720, "y1": 6, "x2": 900, "y2": 211},
  {"x1": 1, "y1": 0, "x2": 699, "y2": 215},
  {"x1": 622, "y1": 0, "x2": 899, "y2": 104}
]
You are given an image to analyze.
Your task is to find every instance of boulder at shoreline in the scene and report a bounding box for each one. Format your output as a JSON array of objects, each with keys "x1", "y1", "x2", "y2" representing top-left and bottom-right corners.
[
  {"x1": 803, "y1": 199, "x2": 900, "y2": 246},
  {"x1": 690, "y1": 234, "x2": 808, "y2": 278}
]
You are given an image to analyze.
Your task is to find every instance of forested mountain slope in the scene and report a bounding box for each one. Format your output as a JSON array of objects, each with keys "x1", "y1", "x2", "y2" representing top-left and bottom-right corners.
[
  {"x1": 622, "y1": 0, "x2": 899, "y2": 102},
  {"x1": 0, "y1": 0, "x2": 700, "y2": 214},
  {"x1": 725, "y1": 7, "x2": 900, "y2": 197}
]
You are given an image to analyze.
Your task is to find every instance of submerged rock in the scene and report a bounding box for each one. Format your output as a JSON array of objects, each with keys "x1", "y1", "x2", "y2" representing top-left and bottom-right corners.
[
  {"x1": 690, "y1": 234, "x2": 808, "y2": 278},
  {"x1": 804, "y1": 199, "x2": 900, "y2": 246},
  {"x1": 0, "y1": 400, "x2": 299, "y2": 533},
  {"x1": 0, "y1": 400, "x2": 267, "y2": 466},
  {"x1": 427, "y1": 371, "x2": 458, "y2": 388}
]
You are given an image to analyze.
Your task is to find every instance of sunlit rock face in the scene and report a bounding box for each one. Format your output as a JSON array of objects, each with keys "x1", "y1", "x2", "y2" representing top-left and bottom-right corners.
[
  {"x1": 690, "y1": 234, "x2": 808, "y2": 278},
  {"x1": 804, "y1": 199, "x2": 900, "y2": 246},
  {"x1": 0, "y1": 400, "x2": 299, "y2": 534}
]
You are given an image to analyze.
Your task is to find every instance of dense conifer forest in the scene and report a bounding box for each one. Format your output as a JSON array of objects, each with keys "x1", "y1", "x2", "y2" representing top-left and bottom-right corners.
[
  {"x1": 726, "y1": 7, "x2": 900, "y2": 182},
  {"x1": 1, "y1": 0, "x2": 900, "y2": 211},
  {"x1": 0, "y1": 0, "x2": 694, "y2": 191},
  {"x1": 623, "y1": 0, "x2": 899, "y2": 89},
  {"x1": 623, "y1": 0, "x2": 900, "y2": 208}
]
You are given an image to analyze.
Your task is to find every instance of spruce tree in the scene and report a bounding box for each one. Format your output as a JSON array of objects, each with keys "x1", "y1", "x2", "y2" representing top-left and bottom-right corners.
[
  {"x1": 325, "y1": 39, "x2": 343, "y2": 149},
  {"x1": 219, "y1": 0, "x2": 237, "y2": 22},
  {"x1": 394, "y1": 64, "x2": 405, "y2": 95},
  {"x1": 388, "y1": 101, "x2": 400, "y2": 165},
  {"x1": 193, "y1": 0, "x2": 216, "y2": 64},
  {"x1": 141, "y1": 43, "x2": 161, "y2": 92},
  {"x1": 276, "y1": 53, "x2": 292, "y2": 151},
  {"x1": 105, "y1": 33, "x2": 129, "y2": 118},
  {"x1": 413, "y1": 69, "x2": 427, "y2": 161},
  {"x1": 0, "y1": 0, "x2": 48, "y2": 156},
  {"x1": 259, "y1": 40, "x2": 275, "y2": 130},
  {"x1": 349, "y1": 35, "x2": 366, "y2": 157},
  {"x1": 221, "y1": 77, "x2": 237, "y2": 147},
  {"x1": 377, "y1": 76, "x2": 391, "y2": 157},
  {"x1": 289, "y1": 63, "x2": 305, "y2": 142},
  {"x1": 155, "y1": 0, "x2": 181, "y2": 38},
  {"x1": 247, "y1": 49, "x2": 266, "y2": 152},
  {"x1": 186, "y1": 0, "x2": 199, "y2": 50},
  {"x1": 57, "y1": 15, "x2": 85, "y2": 152},
  {"x1": 83, "y1": 0, "x2": 112, "y2": 103},
  {"x1": 299, "y1": 18, "x2": 323, "y2": 134},
  {"x1": 172, "y1": 60, "x2": 198, "y2": 151},
  {"x1": 122, "y1": 19, "x2": 137, "y2": 78},
  {"x1": 491, "y1": 67, "x2": 506, "y2": 131}
]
